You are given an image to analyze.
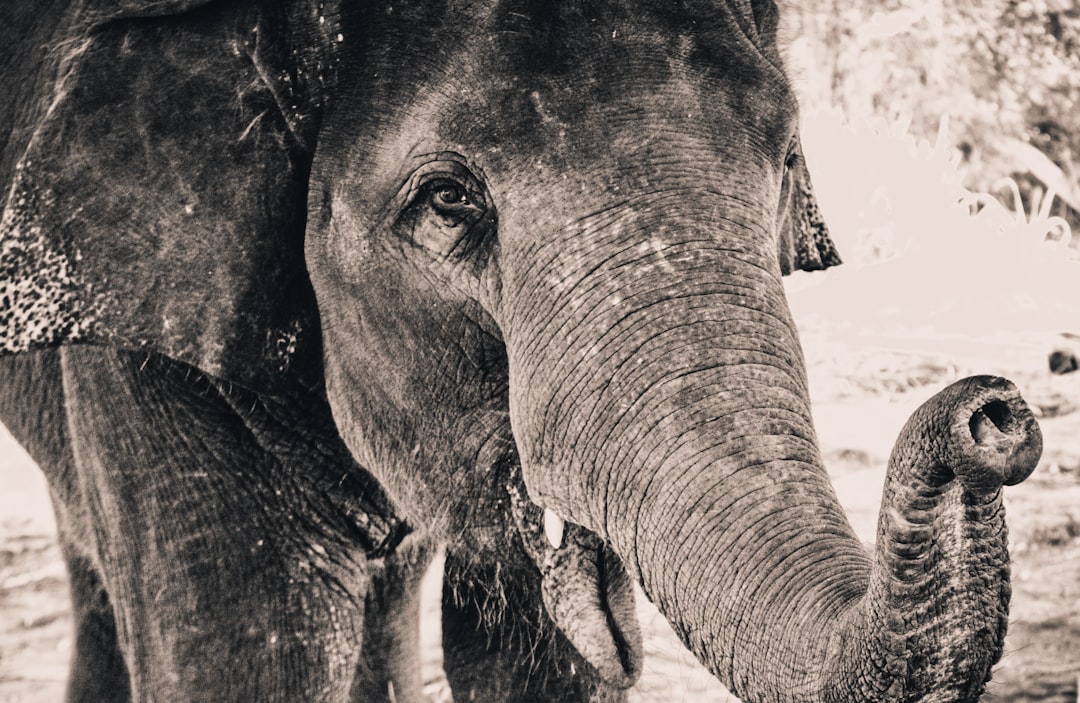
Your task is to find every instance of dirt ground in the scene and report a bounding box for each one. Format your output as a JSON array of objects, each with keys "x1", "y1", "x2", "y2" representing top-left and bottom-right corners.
[{"x1": 2, "y1": 327, "x2": 1079, "y2": 701}]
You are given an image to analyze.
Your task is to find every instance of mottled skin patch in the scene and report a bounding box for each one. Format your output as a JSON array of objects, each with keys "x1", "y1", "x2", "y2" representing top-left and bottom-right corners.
[{"x1": 0, "y1": 160, "x2": 97, "y2": 352}]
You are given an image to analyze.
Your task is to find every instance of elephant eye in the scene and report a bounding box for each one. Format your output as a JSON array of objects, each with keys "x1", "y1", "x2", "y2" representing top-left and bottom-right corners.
[
  {"x1": 394, "y1": 168, "x2": 496, "y2": 260},
  {"x1": 432, "y1": 182, "x2": 466, "y2": 207},
  {"x1": 427, "y1": 180, "x2": 482, "y2": 226}
]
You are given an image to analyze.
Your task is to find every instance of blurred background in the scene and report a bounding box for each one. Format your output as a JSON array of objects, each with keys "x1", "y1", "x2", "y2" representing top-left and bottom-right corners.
[{"x1": 3, "y1": 2, "x2": 1080, "y2": 701}]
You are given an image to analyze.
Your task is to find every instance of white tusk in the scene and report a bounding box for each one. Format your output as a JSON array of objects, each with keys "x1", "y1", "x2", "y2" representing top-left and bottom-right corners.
[{"x1": 543, "y1": 508, "x2": 565, "y2": 549}]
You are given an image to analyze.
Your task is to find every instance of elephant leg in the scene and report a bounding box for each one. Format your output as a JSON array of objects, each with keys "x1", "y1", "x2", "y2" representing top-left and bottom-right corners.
[
  {"x1": 59, "y1": 346, "x2": 370, "y2": 702},
  {"x1": 0, "y1": 351, "x2": 130, "y2": 701},
  {"x1": 0, "y1": 351, "x2": 67, "y2": 465},
  {"x1": 440, "y1": 551, "x2": 627, "y2": 703},
  {"x1": 60, "y1": 540, "x2": 131, "y2": 703},
  {"x1": 350, "y1": 536, "x2": 435, "y2": 702}
]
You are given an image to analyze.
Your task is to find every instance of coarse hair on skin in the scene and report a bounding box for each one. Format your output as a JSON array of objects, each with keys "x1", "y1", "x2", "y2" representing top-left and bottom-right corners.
[
  {"x1": 772, "y1": 0, "x2": 809, "y2": 96},
  {"x1": 442, "y1": 550, "x2": 571, "y2": 690}
]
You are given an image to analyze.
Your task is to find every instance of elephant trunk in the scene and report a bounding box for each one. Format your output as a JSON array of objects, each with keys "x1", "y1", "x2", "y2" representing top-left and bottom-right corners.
[
  {"x1": 824, "y1": 375, "x2": 1040, "y2": 702},
  {"x1": 536, "y1": 367, "x2": 1038, "y2": 702},
  {"x1": 504, "y1": 223, "x2": 1040, "y2": 701}
]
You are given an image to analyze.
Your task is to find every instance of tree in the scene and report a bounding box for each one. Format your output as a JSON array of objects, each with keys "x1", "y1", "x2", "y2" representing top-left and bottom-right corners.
[{"x1": 785, "y1": 0, "x2": 1080, "y2": 237}]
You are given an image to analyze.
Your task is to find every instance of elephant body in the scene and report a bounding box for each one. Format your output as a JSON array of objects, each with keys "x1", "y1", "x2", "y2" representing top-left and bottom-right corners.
[{"x1": 0, "y1": 2, "x2": 1041, "y2": 702}]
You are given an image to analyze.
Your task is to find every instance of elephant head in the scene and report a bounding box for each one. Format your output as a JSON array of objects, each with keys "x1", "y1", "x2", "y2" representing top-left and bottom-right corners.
[{"x1": 0, "y1": 1, "x2": 1038, "y2": 701}]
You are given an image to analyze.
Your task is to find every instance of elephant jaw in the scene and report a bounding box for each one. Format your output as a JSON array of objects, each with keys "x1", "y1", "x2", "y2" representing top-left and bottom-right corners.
[{"x1": 507, "y1": 470, "x2": 643, "y2": 688}]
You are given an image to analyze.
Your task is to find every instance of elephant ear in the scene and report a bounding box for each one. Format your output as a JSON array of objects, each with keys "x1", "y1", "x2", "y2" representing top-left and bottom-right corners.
[
  {"x1": 0, "y1": 1, "x2": 339, "y2": 395},
  {"x1": 778, "y1": 140, "x2": 842, "y2": 276}
]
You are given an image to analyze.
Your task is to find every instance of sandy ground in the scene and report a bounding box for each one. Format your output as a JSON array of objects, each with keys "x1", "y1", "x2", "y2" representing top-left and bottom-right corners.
[{"x1": 2, "y1": 330, "x2": 1079, "y2": 701}]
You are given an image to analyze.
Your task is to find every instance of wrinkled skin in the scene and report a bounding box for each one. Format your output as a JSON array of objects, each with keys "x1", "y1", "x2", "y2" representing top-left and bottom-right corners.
[{"x1": 0, "y1": 1, "x2": 1041, "y2": 702}]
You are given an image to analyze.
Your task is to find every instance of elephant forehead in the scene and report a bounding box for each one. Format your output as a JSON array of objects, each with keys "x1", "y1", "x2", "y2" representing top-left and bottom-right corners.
[
  {"x1": 326, "y1": 1, "x2": 795, "y2": 184},
  {"x1": 434, "y1": 7, "x2": 796, "y2": 162}
]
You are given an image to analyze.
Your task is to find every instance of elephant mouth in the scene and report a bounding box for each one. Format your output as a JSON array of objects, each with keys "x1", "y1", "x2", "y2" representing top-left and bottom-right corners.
[{"x1": 506, "y1": 470, "x2": 643, "y2": 688}]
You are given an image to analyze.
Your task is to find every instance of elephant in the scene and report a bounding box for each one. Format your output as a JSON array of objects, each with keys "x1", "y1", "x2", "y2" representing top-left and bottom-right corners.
[{"x1": 0, "y1": 1, "x2": 1044, "y2": 702}]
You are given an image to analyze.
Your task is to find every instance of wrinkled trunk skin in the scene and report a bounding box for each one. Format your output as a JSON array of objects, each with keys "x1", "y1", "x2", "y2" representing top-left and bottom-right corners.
[
  {"x1": 824, "y1": 375, "x2": 1039, "y2": 702},
  {"x1": 504, "y1": 222, "x2": 1040, "y2": 702}
]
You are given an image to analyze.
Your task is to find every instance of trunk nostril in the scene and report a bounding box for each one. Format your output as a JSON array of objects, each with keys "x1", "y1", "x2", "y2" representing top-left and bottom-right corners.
[
  {"x1": 969, "y1": 399, "x2": 1011, "y2": 444},
  {"x1": 934, "y1": 377, "x2": 1042, "y2": 492}
]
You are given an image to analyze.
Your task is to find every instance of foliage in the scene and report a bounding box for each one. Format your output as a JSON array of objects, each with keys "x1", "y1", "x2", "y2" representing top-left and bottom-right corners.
[
  {"x1": 788, "y1": 111, "x2": 1078, "y2": 363},
  {"x1": 783, "y1": 0, "x2": 1080, "y2": 231}
]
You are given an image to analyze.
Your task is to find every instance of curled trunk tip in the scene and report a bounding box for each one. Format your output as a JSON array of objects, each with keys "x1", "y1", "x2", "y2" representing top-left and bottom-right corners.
[
  {"x1": 901, "y1": 374, "x2": 1042, "y2": 494},
  {"x1": 839, "y1": 375, "x2": 1042, "y2": 702}
]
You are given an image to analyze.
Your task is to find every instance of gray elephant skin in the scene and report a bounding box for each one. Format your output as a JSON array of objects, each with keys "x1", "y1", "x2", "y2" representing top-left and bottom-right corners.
[{"x1": 0, "y1": 1, "x2": 1044, "y2": 702}]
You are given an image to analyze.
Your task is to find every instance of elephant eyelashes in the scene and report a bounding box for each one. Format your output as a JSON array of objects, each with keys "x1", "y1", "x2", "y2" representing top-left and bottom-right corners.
[{"x1": 394, "y1": 169, "x2": 496, "y2": 260}]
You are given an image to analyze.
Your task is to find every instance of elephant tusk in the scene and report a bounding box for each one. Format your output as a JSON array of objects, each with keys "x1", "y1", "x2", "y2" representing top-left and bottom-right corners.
[{"x1": 543, "y1": 508, "x2": 565, "y2": 549}]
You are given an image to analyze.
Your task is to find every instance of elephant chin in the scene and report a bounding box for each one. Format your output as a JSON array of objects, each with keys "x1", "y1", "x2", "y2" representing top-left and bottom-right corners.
[{"x1": 507, "y1": 471, "x2": 643, "y2": 688}]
